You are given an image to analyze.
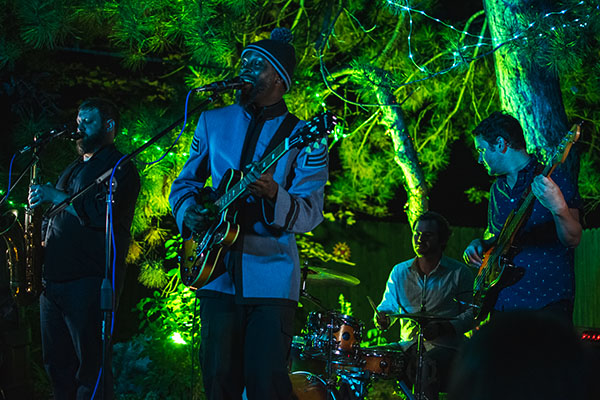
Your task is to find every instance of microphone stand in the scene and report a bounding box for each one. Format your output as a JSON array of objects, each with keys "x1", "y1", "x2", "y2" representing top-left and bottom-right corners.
[
  {"x1": 44, "y1": 94, "x2": 220, "y2": 400},
  {"x1": 415, "y1": 274, "x2": 427, "y2": 400}
]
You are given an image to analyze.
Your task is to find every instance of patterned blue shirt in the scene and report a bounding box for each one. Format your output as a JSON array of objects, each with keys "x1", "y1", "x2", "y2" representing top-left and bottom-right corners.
[{"x1": 485, "y1": 158, "x2": 581, "y2": 311}]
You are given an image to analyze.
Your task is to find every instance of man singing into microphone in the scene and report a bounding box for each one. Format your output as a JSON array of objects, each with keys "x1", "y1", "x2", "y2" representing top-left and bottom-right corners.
[
  {"x1": 169, "y1": 28, "x2": 328, "y2": 399},
  {"x1": 29, "y1": 98, "x2": 140, "y2": 399}
]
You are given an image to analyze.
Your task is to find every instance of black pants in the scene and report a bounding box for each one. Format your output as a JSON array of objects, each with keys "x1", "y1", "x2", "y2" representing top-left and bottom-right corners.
[
  {"x1": 198, "y1": 295, "x2": 295, "y2": 400},
  {"x1": 40, "y1": 277, "x2": 114, "y2": 400}
]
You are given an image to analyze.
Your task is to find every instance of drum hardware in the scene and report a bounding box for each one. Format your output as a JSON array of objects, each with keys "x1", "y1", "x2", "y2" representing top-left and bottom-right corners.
[
  {"x1": 359, "y1": 347, "x2": 406, "y2": 379},
  {"x1": 304, "y1": 311, "x2": 363, "y2": 364},
  {"x1": 300, "y1": 262, "x2": 360, "y2": 287},
  {"x1": 290, "y1": 371, "x2": 336, "y2": 400},
  {"x1": 388, "y1": 312, "x2": 457, "y2": 322}
]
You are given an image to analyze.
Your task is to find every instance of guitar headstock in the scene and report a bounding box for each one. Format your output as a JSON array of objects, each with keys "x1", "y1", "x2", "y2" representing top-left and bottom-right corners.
[
  {"x1": 553, "y1": 122, "x2": 581, "y2": 165},
  {"x1": 291, "y1": 112, "x2": 338, "y2": 151}
]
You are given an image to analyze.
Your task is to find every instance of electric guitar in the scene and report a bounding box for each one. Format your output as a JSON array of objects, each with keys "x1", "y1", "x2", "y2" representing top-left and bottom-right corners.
[
  {"x1": 179, "y1": 112, "x2": 337, "y2": 289},
  {"x1": 472, "y1": 123, "x2": 581, "y2": 321}
]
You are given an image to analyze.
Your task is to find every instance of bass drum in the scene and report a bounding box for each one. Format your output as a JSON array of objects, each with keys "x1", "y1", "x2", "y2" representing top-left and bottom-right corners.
[{"x1": 290, "y1": 371, "x2": 336, "y2": 400}]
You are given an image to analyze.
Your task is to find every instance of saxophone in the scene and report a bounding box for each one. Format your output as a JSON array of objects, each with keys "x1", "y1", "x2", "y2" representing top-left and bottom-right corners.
[
  {"x1": 21, "y1": 157, "x2": 44, "y2": 304},
  {"x1": 0, "y1": 149, "x2": 43, "y2": 305},
  {"x1": 1, "y1": 209, "x2": 26, "y2": 302}
]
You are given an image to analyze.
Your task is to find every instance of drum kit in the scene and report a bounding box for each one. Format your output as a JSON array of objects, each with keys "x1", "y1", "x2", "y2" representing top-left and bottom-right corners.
[
  {"x1": 289, "y1": 264, "x2": 407, "y2": 400},
  {"x1": 291, "y1": 263, "x2": 456, "y2": 400}
]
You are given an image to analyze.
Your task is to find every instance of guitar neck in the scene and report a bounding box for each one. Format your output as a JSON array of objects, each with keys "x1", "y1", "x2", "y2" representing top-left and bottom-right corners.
[{"x1": 215, "y1": 139, "x2": 290, "y2": 212}]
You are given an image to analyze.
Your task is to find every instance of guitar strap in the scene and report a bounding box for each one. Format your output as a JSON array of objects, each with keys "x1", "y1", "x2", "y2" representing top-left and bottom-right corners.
[
  {"x1": 240, "y1": 112, "x2": 300, "y2": 173},
  {"x1": 513, "y1": 162, "x2": 545, "y2": 212},
  {"x1": 230, "y1": 112, "x2": 300, "y2": 288},
  {"x1": 511, "y1": 161, "x2": 545, "y2": 248}
]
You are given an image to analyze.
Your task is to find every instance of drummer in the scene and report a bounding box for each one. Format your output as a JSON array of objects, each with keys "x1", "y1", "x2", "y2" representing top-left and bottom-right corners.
[{"x1": 374, "y1": 211, "x2": 475, "y2": 400}]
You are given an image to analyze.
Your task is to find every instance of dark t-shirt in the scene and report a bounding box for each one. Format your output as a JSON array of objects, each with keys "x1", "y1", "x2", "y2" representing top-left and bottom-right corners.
[{"x1": 42, "y1": 144, "x2": 140, "y2": 282}]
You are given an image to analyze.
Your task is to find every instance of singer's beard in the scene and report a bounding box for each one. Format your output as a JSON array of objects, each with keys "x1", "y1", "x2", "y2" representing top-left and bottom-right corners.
[
  {"x1": 236, "y1": 79, "x2": 268, "y2": 107},
  {"x1": 76, "y1": 130, "x2": 106, "y2": 156}
]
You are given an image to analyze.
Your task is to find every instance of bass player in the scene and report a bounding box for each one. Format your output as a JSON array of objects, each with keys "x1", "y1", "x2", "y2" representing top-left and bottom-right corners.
[
  {"x1": 168, "y1": 28, "x2": 328, "y2": 400},
  {"x1": 463, "y1": 111, "x2": 582, "y2": 324}
]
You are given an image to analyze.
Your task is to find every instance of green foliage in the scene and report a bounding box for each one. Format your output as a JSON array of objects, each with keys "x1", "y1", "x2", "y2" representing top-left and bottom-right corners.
[
  {"x1": 296, "y1": 232, "x2": 356, "y2": 266},
  {"x1": 3, "y1": 0, "x2": 599, "y2": 226},
  {"x1": 113, "y1": 331, "x2": 202, "y2": 399},
  {"x1": 0, "y1": 0, "x2": 598, "y2": 396},
  {"x1": 339, "y1": 293, "x2": 353, "y2": 316},
  {"x1": 464, "y1": 187, "x2": 490, "y2": 204},
  {"x1": 579, "y1": 151, "x2": 600, "y2": 215},
  {"x1": 138, "y1": 260, "x2": 170, "y2": 288},
  {"x1": 17, "y1": 0, "x2": 71, "y2": 49},
  {"x1": 112, "y1": 281, "x2": 201, "y2": 398},
  {"x1": 361, "y1": 327, "x2": 388, "y2": 348},
  {"x1": 515, "y1": 0, "x2": 600, "y2": 78}
]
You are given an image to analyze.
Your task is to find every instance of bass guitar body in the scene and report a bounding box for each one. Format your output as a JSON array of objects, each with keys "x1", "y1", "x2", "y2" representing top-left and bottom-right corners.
[
  {"x1": 473, "y1": 242, "x2": 525, "y2": 321},
  {"x1": 179, "y1": 169, "x2": 242, "y2": 290}
]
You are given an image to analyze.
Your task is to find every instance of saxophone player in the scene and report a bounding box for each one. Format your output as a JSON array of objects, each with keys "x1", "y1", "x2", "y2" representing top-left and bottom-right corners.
[{"x1": 28, "y1": 98, "x2": 140, "y2": 400}]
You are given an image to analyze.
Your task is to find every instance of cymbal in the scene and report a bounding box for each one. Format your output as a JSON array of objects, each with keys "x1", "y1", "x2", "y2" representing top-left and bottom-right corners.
[
  {"x1": 302, "y1": 266, "x2": 360, "y2": 286},
  {"x1": 388, "y1": 311, "x2": 457, "y2": 321}
]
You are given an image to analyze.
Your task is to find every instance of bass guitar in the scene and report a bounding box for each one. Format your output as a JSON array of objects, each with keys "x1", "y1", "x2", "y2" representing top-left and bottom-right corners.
[
  {"x1": 179, "y1": 112, "x2": 337, "y2": 289},
  {"x1": 472, "y1": 123, "x2": 581, "y2": 321}
]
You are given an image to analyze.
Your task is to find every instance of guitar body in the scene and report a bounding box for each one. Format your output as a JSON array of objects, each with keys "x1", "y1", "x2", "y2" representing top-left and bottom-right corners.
[
  {"x1": 179, "y1": 169, "x2": 242, "y2": 290},
  {"x1": 473, "y1": 244, "x2": 525, "y2": 321}
]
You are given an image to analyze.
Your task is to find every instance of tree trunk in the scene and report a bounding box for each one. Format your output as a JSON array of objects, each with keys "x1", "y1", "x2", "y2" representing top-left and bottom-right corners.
[
  {"x1": 484, "y1": 0, "x2": 570, "y2": 165},
  {"x1": 374, "y1": 85, "x2": 428, "y2": 226}
]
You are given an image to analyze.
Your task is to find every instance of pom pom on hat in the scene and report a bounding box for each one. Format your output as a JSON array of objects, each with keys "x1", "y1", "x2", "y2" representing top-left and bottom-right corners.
[{"x1": 270, "y1": 27, "x2": 293, "y2": 43}]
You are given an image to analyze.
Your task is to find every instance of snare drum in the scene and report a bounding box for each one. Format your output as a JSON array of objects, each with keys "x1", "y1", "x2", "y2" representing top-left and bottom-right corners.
[
  {"x1": 290, "y1": 371, "x2": 336, "y2": 400},
  {"x1": 304, "y1": 311, "x2": 363, "y2": 364},
  {"x1": 360, "y1": 347, "x2": 406, "y2": 379}
]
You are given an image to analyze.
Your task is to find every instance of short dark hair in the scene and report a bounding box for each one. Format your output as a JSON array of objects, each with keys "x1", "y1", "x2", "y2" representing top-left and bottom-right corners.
[
  {"x1": 79, "y1": 97, "x2": 120, "y2": 134},
  {"x1": 472, "y1": 111, "x2": 526, "y2": 150},
  {"x1": 413, "y1": 211, "x2": 452, "y2": 247}
]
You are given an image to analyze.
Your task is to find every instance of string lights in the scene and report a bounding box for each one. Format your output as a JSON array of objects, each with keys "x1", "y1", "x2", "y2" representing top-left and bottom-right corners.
[
  {"x1": 386, "y1": 0, "x2": 590, "y2": 77},
  {"x1": 317, "y1": 0, "x2": 594, "y2": 108}
]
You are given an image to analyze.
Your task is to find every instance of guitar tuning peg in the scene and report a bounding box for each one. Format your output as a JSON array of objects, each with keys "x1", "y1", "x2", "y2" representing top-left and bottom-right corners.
[
  {"x1": 305, "y1": 147, "x2": 312, "y2": 154},
  {"x1": 320, "y1": 138, "x2": 327, "y2": 145},
  {"x1": 313, "y1": 142, "x2": 320, "y2": 149}
]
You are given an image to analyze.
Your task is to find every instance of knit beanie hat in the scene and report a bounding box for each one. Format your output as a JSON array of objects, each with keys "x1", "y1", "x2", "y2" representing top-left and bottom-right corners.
[{"x1": 241, "y1": 28, "x2": 296, "y2": 91}]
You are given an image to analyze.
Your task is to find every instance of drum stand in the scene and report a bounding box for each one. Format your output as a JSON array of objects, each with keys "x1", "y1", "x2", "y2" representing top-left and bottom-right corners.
[
  {"x1": 398, "y1": 380, "x2": 416, "y2": 400},
  {"x1": 414, "y1": 322, "x2": 426, "y2": 400},
  {"x1": 415, "y1": 276, "x2": 428, "y2": 400}
]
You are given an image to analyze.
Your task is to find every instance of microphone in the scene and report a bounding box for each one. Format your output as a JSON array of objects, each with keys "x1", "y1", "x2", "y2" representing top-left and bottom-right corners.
[
  {"x1": 18, "y1": 124, "x2": 79, "y2": 154},
  {"x1": 194, "y1": 76, "x2": 250, "y2": 93}
]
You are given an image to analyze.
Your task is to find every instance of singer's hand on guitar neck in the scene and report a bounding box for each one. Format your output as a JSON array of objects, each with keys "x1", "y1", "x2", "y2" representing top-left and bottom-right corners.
[
  {"x1": 247, "y1": 171, "x2": 278, "y2": 202},
  {"x1": 531, "y1": 175, "x2": 568, "y2": 215},
  {"x1": 531, "y1": 174, "x2": 581, "y2": 247}
]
